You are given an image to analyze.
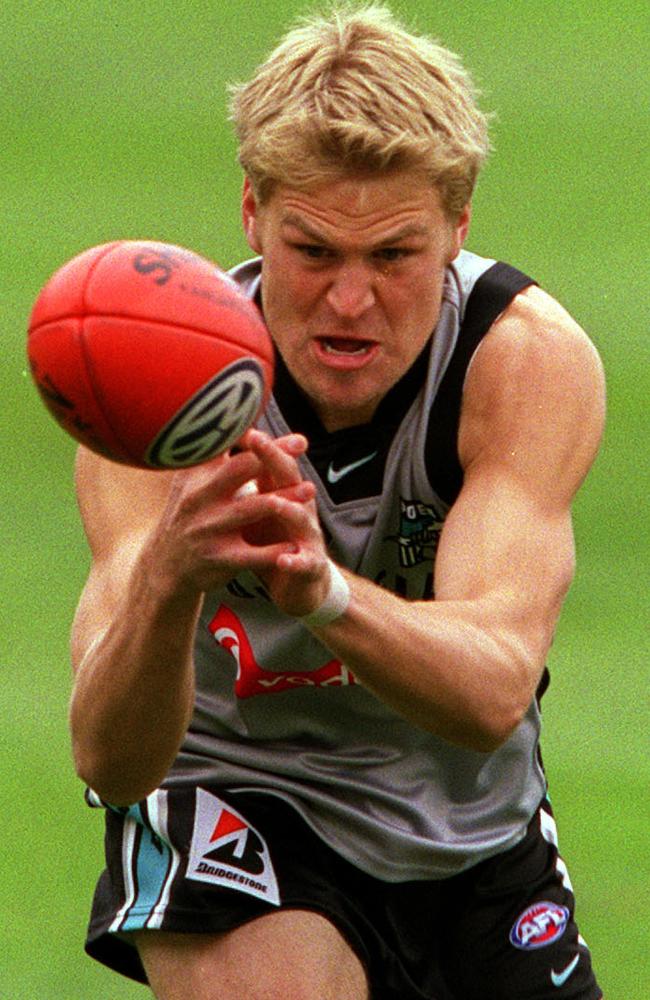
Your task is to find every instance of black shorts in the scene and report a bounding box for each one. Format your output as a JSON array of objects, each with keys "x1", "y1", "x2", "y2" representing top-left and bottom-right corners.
[{"x1": 85, "y1": 786, "x2": 602, "y2": 999}]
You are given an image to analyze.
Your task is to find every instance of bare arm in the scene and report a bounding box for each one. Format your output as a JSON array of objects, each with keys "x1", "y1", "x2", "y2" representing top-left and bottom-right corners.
[
  {"x1": 268, "y1": 286, "x2": 606, "y2": 750},
  {"x1": 70, "y1": 454, "x2": 199, "y2": 805},
  {"x1": 70, "y1": 432, "x2": 314, "y2": 805}
]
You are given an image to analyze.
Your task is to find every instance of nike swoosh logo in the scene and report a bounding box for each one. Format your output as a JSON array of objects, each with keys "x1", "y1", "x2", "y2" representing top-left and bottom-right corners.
[
  {"x1": 326, "y1": 451, "x2": 378, "y2": 484},
  {"x1": 551, "y1": 954, "x2": 580, "y2": 988}
]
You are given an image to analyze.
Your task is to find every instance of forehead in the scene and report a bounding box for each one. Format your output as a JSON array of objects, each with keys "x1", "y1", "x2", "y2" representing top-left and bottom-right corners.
[{"x1": 263, "y1": 171, "x2": 448, "y2": 246}]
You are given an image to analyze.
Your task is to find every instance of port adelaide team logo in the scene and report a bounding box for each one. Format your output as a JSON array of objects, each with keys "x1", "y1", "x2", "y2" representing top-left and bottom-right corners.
[
  {"x1": 187, "y1": 789, "x2": 280, "y2": 905},
  {"x1": 146, "y1": 359, "x2": 264, "y2": 468},
  {"x1": 391, "y1": 497, "x2": 445, "y2": 568},
  {"x1": 509, "y1": 901, "x2": 570, "y2": 950}
]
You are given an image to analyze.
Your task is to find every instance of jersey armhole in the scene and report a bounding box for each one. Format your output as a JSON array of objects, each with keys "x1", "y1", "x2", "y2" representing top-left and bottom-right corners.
[{"x1": 425, "y1": 262, "x2": 536, "y2": 505}]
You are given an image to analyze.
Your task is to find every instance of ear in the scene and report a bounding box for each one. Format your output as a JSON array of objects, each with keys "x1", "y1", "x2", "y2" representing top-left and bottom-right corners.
[
  {"x1": 242, "y1": 177, "x2": 263, "y2": 254},
  {"x1": 448, "y1": 203, "x2": 472, "y2": 262}
]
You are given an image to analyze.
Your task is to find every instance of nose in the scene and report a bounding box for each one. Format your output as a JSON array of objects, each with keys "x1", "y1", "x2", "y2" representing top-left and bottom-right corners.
[{"x1": 326, "y1": 262, "x2": 376, "y2": 320}]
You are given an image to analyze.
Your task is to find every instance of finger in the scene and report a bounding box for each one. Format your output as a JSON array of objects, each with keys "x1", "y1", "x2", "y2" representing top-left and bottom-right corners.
[
  {"x1": 276, "y1": 432, "x2": 309, "y2": 458},
  {"x1": 275, "y1": 547, "x2": 324, "y2": 578},
  {"x1": 245, "y1": 429, "x2": 308, "y2": 491},
  {"x1": 245, "y1": 428, "x2": 308, "y2": 458},
  {"x1": 275, "y1": 480, "x2": 316, "y2": 503},
  {"x1": 169, "y1": 449, "x2": 264, "y2": 511},
  {"x1": 211, "y1": 490, "x2": 312, "y2": 538},
  {"x1": 211, "y1": 539, "x2": 301, "y2": 570},
  {"x1": 234, "y1": 479, "x2": 315, "y2": 502},
  {"x1": 251, "y1": 494, "x2": 322, "y2": 545}
]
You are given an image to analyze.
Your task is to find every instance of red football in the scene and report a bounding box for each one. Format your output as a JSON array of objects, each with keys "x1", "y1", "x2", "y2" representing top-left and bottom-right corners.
[{"x1": 27, "y1": 240, "x2": 274, "y2": 468}]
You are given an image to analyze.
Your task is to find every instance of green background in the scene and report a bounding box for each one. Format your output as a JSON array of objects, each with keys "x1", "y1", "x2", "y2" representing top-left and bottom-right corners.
[{"x1": 2, "y1": 1, "x2": 648, "y2": 996}]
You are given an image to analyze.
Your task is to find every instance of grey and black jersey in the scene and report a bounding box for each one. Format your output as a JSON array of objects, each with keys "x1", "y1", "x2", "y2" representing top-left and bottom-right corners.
[{"x1": 169, "y1": 249, "x2": 545, "y2": 882}]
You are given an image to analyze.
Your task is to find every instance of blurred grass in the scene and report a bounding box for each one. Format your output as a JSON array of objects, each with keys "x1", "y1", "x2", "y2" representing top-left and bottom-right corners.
[{"x1": 2, "y1": 1, "x2": 648, "y2": 996}]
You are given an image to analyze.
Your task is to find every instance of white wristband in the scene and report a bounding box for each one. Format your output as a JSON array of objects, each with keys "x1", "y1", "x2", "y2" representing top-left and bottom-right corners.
[{"x1": 297, "y1": 560, "x2": 351, "y2": 627}]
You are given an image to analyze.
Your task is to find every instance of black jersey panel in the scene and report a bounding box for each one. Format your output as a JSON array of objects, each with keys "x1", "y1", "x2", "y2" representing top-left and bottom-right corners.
[
  {"x1": 273, "y1": 342, "x2": 431, "y2": 503},
  {"x1": 425, "y1": 263, "x2": 536, "y2": 506}
]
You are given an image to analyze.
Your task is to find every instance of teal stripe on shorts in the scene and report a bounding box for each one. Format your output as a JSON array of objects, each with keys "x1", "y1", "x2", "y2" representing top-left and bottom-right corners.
[{"x1": 120, "y1": 798, "x2": 175, "y2": 932}]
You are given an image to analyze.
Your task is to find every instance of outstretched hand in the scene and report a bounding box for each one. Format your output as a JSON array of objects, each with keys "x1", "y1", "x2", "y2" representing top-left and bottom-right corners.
[
  {"x1": 143, "y1": 427, "x2": 330, "y2": 616},
  {"x1": 241, "y1": 429, "x2": 332, "y2": 616}
]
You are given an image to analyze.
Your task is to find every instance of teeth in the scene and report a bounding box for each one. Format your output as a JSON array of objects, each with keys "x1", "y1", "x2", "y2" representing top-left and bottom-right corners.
[{"x1": 322, "y1": 339, "x2": 370, "y2": 355}]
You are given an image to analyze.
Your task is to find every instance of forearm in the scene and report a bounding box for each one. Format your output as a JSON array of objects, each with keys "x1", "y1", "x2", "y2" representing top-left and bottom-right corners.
[
  {"x1": 70, "y1": 567, "x2": 202, "y2": 805},
  {"x1": 313, "y1": 572, "x2": 542, "y2": 751}
]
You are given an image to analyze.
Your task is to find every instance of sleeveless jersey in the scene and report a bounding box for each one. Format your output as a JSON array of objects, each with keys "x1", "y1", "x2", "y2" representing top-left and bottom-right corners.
[{"x1": 170, "y1": 249, "x2": 547, "y2": 882}]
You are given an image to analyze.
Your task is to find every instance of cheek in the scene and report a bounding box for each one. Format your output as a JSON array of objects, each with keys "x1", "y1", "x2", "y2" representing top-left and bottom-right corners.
[
  {"x1": 269, "y1": 273, "x2": 324, "y2": 332},
  {"x1": 261, "y1": 270, "x2": 318, "y2": 355},
  {"x1": 384, "y1": 270, "x2": 445, "y2": 345}
]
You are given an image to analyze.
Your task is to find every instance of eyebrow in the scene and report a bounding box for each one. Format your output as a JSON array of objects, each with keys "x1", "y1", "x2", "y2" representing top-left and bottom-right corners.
[{"x1": 280, "y1": 213, "x2": 430, "y2": 246}]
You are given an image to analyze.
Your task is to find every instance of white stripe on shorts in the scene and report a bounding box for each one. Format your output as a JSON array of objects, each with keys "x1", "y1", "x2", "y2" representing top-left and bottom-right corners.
[
  {"x1": 109, "y1": 810, "x2": 139, "y2": 933},
  {"x1": 145, "y1": 790, "x2": 181, "y2": 930},
  {"x1": 540, "y1": 805, "x2": 573, "y2": 893}
]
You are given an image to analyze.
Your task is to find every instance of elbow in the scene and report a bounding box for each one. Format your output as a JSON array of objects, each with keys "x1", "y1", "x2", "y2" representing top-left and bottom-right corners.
[
  {"x1": 72, "y1": 744, "x2": 163, "y2": 807},
  {"x1": 455, "y1": 711, "x2": 526, "y2": 754},
  {"x1": 469, "y1": 705, "x2": 527, "y2": 752},
  {"x1": 430, "y1": 701, "x2": 528, "y2": 754},
  {"x1": 467, "y1": 637, "x2": 548, "y2": 751},
  {"x1": 68, "y1": 693, "x2": 185, "y2": 806},
  {"x1": 455, "y1": 668, "x2": 539, "y2": 753},
  {"x1": 453, "y1": 717, "x2": 513, "y2": 753}
]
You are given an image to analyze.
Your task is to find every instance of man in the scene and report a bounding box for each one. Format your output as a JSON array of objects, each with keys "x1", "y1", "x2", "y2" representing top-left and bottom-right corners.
[{"x1": 71, "y1": 6, "x2": 605, "y2": 998}]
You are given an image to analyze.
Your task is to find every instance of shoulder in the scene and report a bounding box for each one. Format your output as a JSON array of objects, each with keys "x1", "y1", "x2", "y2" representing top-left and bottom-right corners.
[
  {"x1": 75, "y1": 446, "x2": 175, "y2": 560},
  {"x1": 458, "y1": 285, "x2": 606, "y2": 499},
  {"x1": 465, "y1": 285, "x2": 605, "y2": 407}
]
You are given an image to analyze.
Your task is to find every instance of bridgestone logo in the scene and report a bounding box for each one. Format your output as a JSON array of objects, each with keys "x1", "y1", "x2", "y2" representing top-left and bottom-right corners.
[
  {"x1": 195, "y1": 862, "x2": 267, "y2": 894},
  {"x1": 146, "y1": 359, "x2": 265, "y2": 468},
  {"x1": 186, "y1": 789, "x2": 280, "y2": 905}
]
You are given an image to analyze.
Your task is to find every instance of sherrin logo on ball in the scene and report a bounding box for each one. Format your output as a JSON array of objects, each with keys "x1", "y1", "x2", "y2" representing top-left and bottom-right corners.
[
  {"x1": 26, "y1": 240, "x2": 274, "y2": 468},
  {"x1": 146, "y1": 359, "x2": 265, "y2": 468},
  {"x1": 509, "y1": 901, "x2": 570, "y2": 950}
]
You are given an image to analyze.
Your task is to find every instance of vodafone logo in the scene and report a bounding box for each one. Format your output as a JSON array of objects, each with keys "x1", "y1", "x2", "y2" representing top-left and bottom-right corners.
[
  {"x1": 187, "y1": 789, "x2": 280, "y2": 905},
  {"x1": 146, "y1": 359, "x2": 264, "y2": 468},
  {"x1": 509, "y1": 901, "x2": 570, "y2": 950},
  {"x1": 208, "y1": 604, "x2": 357, "y2": 698}
]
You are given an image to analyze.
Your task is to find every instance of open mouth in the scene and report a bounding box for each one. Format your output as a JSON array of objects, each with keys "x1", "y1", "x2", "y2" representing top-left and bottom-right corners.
[{"x1": 317, "y1": 336, "x2": 377, "y2": 357}]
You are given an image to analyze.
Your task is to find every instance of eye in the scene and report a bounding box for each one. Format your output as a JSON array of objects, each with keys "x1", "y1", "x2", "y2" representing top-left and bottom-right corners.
[
  {"x1": 374, "y1": 247, "x2": 411, "y2": 263},
  {"x1": 294, "y1": 243, "x2": 330, "y2": 260}
]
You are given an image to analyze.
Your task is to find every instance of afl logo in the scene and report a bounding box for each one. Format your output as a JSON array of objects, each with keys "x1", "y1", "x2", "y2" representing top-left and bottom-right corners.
[
  {"x1": 509, "y1": 901, "x2": 570, "y2": 950},
  {"x1": 146, "y1": 359, "x2": 265, "y2": 468}
]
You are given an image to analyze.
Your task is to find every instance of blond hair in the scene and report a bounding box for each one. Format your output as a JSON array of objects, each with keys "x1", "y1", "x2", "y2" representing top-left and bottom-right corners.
[{"x1": 229, "y1": 4, "x2": 491, "y2": 218}]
